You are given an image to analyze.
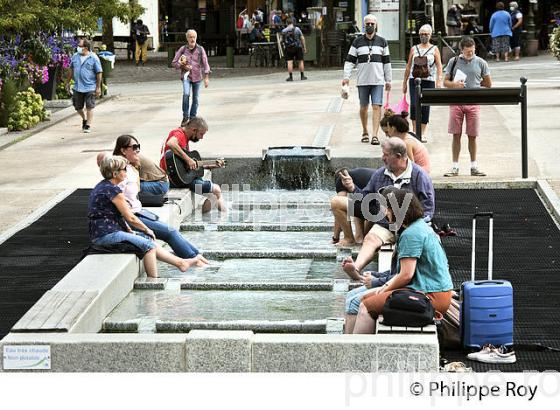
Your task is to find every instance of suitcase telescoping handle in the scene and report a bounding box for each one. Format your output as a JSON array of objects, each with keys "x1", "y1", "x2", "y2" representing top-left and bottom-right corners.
[{"x1": 471, "y1": 212, "x2": 494, "y2": 281}]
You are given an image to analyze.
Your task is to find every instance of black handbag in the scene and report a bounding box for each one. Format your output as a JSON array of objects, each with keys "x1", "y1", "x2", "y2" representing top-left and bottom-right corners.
[
  {"x1": 381, "y1": 289, "x2": 435, "y2": 327},
  {"x1": 138, "y1": 191, "x2": 167, "y2": 207}
]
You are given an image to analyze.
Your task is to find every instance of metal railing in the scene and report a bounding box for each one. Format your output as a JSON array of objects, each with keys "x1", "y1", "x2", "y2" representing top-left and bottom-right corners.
[{"x1": 414, "y1": 77, "x2": 529, "y2": 178}]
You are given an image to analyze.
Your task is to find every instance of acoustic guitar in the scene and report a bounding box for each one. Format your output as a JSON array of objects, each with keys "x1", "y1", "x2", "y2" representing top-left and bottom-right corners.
[{"x1": 165, "y1": 148, "x2": 225, "y2": 188}]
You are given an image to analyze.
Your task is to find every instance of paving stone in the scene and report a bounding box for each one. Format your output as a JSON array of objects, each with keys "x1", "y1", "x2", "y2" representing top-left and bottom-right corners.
[{"x1": 185, "y1": 330, "x2": 253, "y2": 372}]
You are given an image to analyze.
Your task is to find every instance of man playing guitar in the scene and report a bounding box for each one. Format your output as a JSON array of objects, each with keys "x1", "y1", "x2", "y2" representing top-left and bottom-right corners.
[{"x1": 160, "y1": 116, "x2": 226, "y2": 212}]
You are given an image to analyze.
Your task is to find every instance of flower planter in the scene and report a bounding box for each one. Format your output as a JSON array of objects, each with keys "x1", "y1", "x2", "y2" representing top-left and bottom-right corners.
[{"x1": 34, "y1": 65, "x2": 61, "y2": 100}]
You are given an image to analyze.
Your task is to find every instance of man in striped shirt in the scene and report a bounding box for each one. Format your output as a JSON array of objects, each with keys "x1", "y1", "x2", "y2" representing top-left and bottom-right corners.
[{"x1": 342, "y1": 14, "x2": 392, "y2": 145}]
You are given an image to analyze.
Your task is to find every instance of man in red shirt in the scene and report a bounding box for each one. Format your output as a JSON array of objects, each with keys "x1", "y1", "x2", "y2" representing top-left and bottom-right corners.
[{"x1": 160, "y1": 117, "x2": 226, "y2": 212}]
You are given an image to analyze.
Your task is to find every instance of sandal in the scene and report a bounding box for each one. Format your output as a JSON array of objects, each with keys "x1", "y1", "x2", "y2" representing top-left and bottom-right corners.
[
  {"x1": 331, "y1": 236, "x2": 340, "y2": 244},
  {"x1": 361, "y1": 133, "x2": 369, "y2": 143},
  {"x1": 370, "y1": 135, "x2": 380, "y2": 145}
]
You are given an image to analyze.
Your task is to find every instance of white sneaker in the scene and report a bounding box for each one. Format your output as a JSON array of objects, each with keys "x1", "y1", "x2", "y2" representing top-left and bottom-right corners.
[
  {"x1": 444, "y1": 167, "x2": 459, "y2": 177},
  {"x1": 467, "y1": 344, "x2": 516, "y2": 364}
]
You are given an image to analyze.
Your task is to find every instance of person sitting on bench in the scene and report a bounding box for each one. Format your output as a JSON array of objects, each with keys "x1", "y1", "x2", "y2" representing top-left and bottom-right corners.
[
  {"x1": 106, "y1": 135, "x2": 208, "y2": 265},
  {"x1": 331, "y1": 167, "x2": 376, "y2": 245},
  {"x1": 352, "y1": 188, "x2": 453, "y2": 334},
  {"x1": 89, "y1": 155, "x2": 200, "y2": 278},
  {"x1": 160, "y1": 116, "x2": 226, "y2": 213},
  {"x1": 331, "y1": 138, "x2": 434, "y2": 280}
]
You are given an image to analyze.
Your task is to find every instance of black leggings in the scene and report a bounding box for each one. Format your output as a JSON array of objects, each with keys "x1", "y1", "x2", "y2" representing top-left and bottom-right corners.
[{"x1": 409, "y1": 78, "x2": 435, "y2": 124}]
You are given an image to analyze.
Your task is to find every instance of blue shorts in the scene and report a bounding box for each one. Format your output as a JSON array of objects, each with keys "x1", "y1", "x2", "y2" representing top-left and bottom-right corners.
[
  {"x1": 345, "y1": 270, "x2": 394, "y2": 314},
  {"x1": 357, "y1": 85, "x2": 384, "y2": 107},
  {"x1": 187, "y1": 178, "x2": 213, "y2": 194}
]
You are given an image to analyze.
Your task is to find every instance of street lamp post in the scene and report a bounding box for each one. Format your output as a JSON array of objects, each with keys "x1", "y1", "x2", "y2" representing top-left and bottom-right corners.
[{"x1": 525, "y1": 0, "x2": 539, "y2": 56}]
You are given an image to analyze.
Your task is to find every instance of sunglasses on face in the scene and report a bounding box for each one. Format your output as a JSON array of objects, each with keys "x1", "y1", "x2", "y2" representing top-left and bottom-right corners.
[
  {"x1": 419, "y1": 33, "x2": 430, "y2": 37},
  {"x1": 365, "y1": 23, "x2": 376, "y2": 26},
  {"x1": 127, "y1": 144, "x2": 141, "y2": 151}
]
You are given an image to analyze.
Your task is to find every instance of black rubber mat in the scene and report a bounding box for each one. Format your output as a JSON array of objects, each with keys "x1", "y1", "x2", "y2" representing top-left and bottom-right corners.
[
  {"x1": 436, "y1": 189, "x2": 560, "y2": 371},
  {"x1": 1, "y1": 188, "x2": 559, "y2": 372},
  {"x1": 0, "y1": 189, "x2": 91, "y2": 339}
]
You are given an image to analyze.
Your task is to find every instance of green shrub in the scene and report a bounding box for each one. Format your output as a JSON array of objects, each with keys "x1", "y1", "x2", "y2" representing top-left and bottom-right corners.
[
  {"x1": 550, "y1": 27, "x2": 560, "y2": 60},
  {"x1": 7, "y1": 87, "x2": 49, "y2": 131},
  {"x1": 0, "y1": 77, "x2": 18, "y2": 127},
  {"x1": 56, "y1": 78, "x2": 74, "y2": 100}
]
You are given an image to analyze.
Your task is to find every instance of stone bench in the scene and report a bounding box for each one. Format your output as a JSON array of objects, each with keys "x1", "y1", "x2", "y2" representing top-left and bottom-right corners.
[{"x1": 9, "y1": 187, "x2": 200, "y2": 334}]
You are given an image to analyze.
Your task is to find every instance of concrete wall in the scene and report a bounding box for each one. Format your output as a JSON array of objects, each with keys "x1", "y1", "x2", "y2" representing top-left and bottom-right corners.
[
  {"x1": 211, "y1": 156, "x2": 384, "y2": 190},
  {"x1": 0, "y1": 331, "x2": 439, "y2": 373}
]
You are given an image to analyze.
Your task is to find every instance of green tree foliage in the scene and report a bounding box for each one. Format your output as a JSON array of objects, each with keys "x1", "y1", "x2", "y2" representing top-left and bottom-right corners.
[{"x1": 0, "y1": 0, "x2": 144, "y2": 36}]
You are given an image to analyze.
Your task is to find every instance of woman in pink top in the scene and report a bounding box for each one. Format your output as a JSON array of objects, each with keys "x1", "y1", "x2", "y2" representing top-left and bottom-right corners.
[{"x1": 385, "y1": 111, "x2": 431, "y2": 175}]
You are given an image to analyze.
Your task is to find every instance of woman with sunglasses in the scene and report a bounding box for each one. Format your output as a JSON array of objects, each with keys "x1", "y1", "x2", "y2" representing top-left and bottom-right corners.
[
  {"x1": 89, "y1": 155, "x2": 199, "y2": 277},
  {"x1": 112, "y1": 135, "x2": 208, "y2": 265},
  {"x1": 402, "y1": 24, "x2": 443, "y2": 143}
]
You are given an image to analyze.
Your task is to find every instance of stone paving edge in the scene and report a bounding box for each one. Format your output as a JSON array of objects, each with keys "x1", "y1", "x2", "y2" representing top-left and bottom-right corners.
[{"x1": 0, "y1": 94, "x2": 118, "y2": 151}]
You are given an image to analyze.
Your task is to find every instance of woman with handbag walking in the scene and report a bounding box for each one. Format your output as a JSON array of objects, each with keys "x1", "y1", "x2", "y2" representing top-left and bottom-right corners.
[{"x1": 402, "y1": 24, "x2": 443, "y2": 143}]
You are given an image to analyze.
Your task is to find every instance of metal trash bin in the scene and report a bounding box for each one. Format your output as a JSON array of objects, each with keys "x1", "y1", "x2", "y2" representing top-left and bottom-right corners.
[
  {"x1": 98, "y1": 52, "x2": 115, "y2": 96},
  {"x1": 99, "y1": 58, "x2": 113, "y2": 79}
]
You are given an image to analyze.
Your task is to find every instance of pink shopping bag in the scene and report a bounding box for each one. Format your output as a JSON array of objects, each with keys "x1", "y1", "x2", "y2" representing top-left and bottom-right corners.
[{"x1": 383, "y1": 92, "x2": 409, "y2": 115}]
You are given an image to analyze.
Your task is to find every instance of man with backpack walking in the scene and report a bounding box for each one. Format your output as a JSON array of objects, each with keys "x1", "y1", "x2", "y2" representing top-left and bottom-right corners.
[
  {"x1": 172, "y1": 29, "x2": 211, "y2": 123},
  {"x1": 282, "y1": 18, "x2": 307, "y2": 81},
  {"x1": 134, "y1": 19, "x2": 150, "y2": 66}
]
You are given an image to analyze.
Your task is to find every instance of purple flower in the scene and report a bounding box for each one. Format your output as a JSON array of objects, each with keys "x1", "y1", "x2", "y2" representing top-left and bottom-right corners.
[{"x1": 41, "y1": 66, "x2": 49, "y2": 84}]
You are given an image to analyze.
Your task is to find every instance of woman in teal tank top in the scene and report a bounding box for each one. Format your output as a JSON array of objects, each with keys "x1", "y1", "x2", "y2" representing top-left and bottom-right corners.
[{"x1": 352, "y1": 188, "x2": 453, "y2": 334}]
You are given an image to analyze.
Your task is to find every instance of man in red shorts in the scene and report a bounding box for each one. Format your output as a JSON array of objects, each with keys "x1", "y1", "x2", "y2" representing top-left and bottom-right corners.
[{"x1": 443, "y1": 37, "x2": 492, "y2": 177}]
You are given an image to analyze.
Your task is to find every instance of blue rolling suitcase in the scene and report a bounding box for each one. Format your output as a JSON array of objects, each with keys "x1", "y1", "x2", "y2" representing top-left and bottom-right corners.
[{"x1": 460, "y1": 212, "x2": 514, "y2": 349}]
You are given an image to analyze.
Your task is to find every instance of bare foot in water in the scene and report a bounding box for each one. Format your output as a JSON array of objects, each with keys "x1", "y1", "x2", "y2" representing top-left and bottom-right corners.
[
  {"x1": 195, "y1": 256, "x2": 210, "y2": 267},
  {"x1": 178, "y1": 258, "x2": 198, "y2": 272},
  {"x1": 336, "y1": 238, "x2": 357, "y2": 247},
  {"x1": 341, "y1": 256, "x2": 360, "y2": 278},
  {"x1": 199, "y1": 253, "x2": 210, "y2": 265}
]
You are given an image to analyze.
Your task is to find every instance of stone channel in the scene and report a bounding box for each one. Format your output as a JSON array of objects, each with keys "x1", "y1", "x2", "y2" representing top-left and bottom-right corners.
[{"x1": 103, "y1": 189, "x2": 377, "y2": 334}]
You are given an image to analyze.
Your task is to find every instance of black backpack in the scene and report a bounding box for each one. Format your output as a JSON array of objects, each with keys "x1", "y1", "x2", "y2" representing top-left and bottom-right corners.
[
  {"x1": 284, "y1": 29, "x2": 299, "y2": 52},
  {"x1": 381, "y1": 289, "x2": 436, "y2": 327},
  {"x1": 136, "y1": 30, "x2": 148, "y2": 45}
]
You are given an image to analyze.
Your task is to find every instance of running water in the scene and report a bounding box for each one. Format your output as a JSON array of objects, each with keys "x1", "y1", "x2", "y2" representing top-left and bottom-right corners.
[{"x1": 264, "y1": 146, "x2": 331, "y2": 189}]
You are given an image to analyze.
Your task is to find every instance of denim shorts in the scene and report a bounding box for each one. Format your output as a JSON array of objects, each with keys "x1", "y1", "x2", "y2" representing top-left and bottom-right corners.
[
  {"x1": 357, "y1": 85, "x2": 384, "y2": 107},
  {"x1": 92, "y1": 231, "x2": 155, "y2": 253},
  {"x1": 187, "y1": 178, "x2": 213, "y2": 194},
  {"x1": 345, "y1": 270, "x2": 394, "y2": 314},
  {"x1": 72, "y1": 91, "x2": 96, "y2": 110}
]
